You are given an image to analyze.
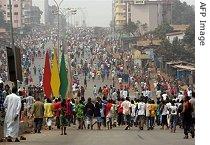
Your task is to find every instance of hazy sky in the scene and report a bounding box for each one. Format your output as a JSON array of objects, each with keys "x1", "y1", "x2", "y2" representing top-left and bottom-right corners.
[{"x1": 32, "y1": 0, "x2": 195, "y2": 27}]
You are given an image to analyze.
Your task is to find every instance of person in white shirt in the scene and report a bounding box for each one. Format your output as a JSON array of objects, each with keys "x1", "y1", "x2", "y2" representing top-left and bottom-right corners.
[
  {"x1": 145, "y1": 100, "x2": 151, "y2": 130},
  {"x1": 118, "y1": 77, "x2": 122, "y2": 84},
  {"x1": 178, "y1": 92, "x2": 184, "y2": 102},
  {"x1": 162, "y1": 93, "x2": 167, "y2": 101},
  {"x1": 166, "y1": 101, "x2": 171, "y2": 127},
  {"x1": 121, "y1": 97, "x2": 131, "y2": 130},
  {"x1": 169, "y1": 101, "x2": 178, "y2": 133},
  {"x1": 93, "y1": 85, "x2": 97, "y2": 98},
  {"x1": 25, "y1": 92, "x2": 34, "y2": 117},
  {"x1": 137, "y1": 98, "x2": 146, "y2": 130},
  {"x1": 122, "y1": 89, "x2": 128, "y2": 99},
  {"x1": 161, "y1": 101, "x2": 169, "y2": 130},
  {"x1": 130, "y1": 100, "x2": 136, "y2": 127},
  {"x1": 3, "y1": 87, "x2": 21, "y2": 142}
]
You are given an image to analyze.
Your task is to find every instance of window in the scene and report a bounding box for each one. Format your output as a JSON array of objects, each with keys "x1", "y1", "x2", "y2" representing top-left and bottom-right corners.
[
  {"x1": 14, "y1": 12, "x2": 18, "y2": 15},
  {"x1": 14, "y1": 4, "x2": 18, "y2": 8},
  {"x1": 7, "y1": 12, "x2": 10, "y2": 16},
  {"x1": 14, "y1": 20, "x2": 18, "y2": 23}
]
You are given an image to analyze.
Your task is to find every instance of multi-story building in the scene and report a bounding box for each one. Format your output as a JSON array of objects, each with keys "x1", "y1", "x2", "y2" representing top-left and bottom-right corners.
[
  {"x1": 0, "y1": 0, "x2": 22, "y2": 28},
  {"x1": 0, "y1": 0, "x2": 34, "y2": 28},
  {"x1": 113, "y1": 0, "x2": 172, "y2": 31},
  {"x1": 44, "y1": 0, "x2": 49, "y2": 25},
  {"x1": 21, "y1": 0, "x2": 32, "y2": 26},
  {"x1": 113, "y1": 0, "x2": 126, "y2": 28},
  {"x1": 131, "y1": 0, "x2": 172, "y2": 31},
  {"x1": 30, "y1": 6, "x2": 42, "y2": 26}
]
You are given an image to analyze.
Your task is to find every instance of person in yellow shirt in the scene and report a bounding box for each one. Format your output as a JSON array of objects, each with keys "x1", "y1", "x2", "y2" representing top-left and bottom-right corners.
[
  {"x1": 149, "y1": 100, "x2": 157, "y2": 130},
  {"x1": 44, "y1": 98, "x2": 54, "y2": 130}
]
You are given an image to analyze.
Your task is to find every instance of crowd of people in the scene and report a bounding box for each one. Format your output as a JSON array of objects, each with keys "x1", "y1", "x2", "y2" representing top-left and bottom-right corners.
[{"x1": 0, "y1": 26, "x2": 195, "y2": 142}]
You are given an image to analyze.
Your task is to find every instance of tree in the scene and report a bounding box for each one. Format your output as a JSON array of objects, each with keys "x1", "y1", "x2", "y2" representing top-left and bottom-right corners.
[
  {"x1": 141, "y1": 23, "x2": 148, "y2": 33},
  {"x1": 123, "y1": 21, "x2": 138, "y2": 36},
  {"x1": 183, "y1": 25, "x2": 195, "y2": 48},
  {"x1": 154, "y1": 22, "x2": 174, "y2": 38},
  {"x1": 172, "y1": 0, "x2": 195, "y2": 25}
]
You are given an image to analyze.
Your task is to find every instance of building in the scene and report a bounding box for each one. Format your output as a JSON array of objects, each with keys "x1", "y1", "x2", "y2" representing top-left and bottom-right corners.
[
  {"x1": 113, "y1": 0, "x2": 126, "y2": 28},
  {"x1": 30, "y1": 6, "x2": 42, "y2": 26},
  {"x1": 48, "y1": 5, "x2": 66, "y2": 28},
  {"x1": 130, "y1": 0, "x2": 172, "y2": 32},
  {"x1": 44, "y1": 0, "x2": 49, "y2": 25},
  {"x1": 0, "y1": 0, "x2": 34, "y2": 28},
  {"x1": 113, "y1": 0, "x2": 172, "y2": 31},
  {"x1": 21, "y1": 0, "x2": 32, "y2": 26},
  {"x1": 0, "y1": 0, "x2": 22, "y2": 28},
  {"x1": 166, "y1": 25, "x2": 189, "y2": 43}
]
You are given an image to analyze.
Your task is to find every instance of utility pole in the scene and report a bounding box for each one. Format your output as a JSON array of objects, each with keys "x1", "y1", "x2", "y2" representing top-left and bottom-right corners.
[
  {"x1": 53, "y1": 0, "x2": 64, "y2": 58},
  {"x1": 9, "y1": 0, "x2": 18, "y2": 85}
]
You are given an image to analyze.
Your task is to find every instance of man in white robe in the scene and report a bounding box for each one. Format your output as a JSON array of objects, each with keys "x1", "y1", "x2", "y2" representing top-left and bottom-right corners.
[{"x1": 3, "y1": 87, "x2": 21, "y2": 142}]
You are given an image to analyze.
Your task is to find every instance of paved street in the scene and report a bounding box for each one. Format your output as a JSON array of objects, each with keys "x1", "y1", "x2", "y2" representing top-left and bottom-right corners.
[{"x1": 1, "y1": 126, "x2": 194, "y2": 145}]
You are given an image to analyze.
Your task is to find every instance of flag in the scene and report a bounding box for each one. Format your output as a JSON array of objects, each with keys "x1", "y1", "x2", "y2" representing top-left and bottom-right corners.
[
  {"x1": 59, "y1": 52, "x2": 68, "y2": 99},
  {"x1": 50, "y1": 48, "x2": 60, "y2": 97},
  {"x1": 43, "y1": 50, "x2": 52, "y2": 98}
]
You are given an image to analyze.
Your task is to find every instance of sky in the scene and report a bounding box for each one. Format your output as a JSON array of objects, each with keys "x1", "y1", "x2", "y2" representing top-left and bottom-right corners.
[{"x1": 32, "y1": 0, "x2": 195, "y2": 27}]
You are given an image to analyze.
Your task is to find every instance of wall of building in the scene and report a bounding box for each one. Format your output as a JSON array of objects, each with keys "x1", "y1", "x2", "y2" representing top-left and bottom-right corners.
[
  {"x1": 114, "y1": 0, "x2": 126, "y2": 27},
  {"x1": 148, "y1": 3, "x2": 161, "y2": 31},
  {"x1": 131, "y1": 4, "x2": 149, "y2": 28},
  {"x1": 0, "y1": 0, "x2": 34, "y2": 28},
  {"x1": 167, "y1": 33, "x2": 185, "y2": 43},
  {"x1": 22, "y1": 0, "x2": 33, "y2": 26},
  {"x1": 130, "y1": 1, "x2": 172, "y2": 32}
]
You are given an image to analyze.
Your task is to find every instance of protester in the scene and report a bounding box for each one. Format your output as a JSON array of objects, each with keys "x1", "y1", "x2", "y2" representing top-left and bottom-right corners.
[
  {"x1": 105, "y1": 99, "x2": 113, "y2": 129},
  {"x1": 137, "y1": 98, "x2": 146, "y2": 130},
  {"x1": 44, "y1": 98, "x2": 54, "y2": 130},
  {"x1": 76, "y1": 100, "x2": 85, "y2": 130},
  {"x1": 121, "y1": 97, "x2": 131, "y2": 130},
  {"x1": 182, "y1": 96, "x2": 194, "y2": 139},
  {"x1": 60, "y1": 100, "x2": 68, "y2": 135},
  {"x1": 85, "y1": 98, "x2": 95, "y2": 130},
  {"x1": 169, "y1": 100, "x2": 178, "y2": 133},
  {"x1": 3, "y1": 86, "x2": 21, "y2": 142},
  {"x1": 93, "y1": 97, "x2": 102, "y2": 130},
  {"x1": 148, "y1": 100, "x2": 157, "y2": 130},
  {"x1": 32, "y1": 97, "x2": 44, "y2": 133}
]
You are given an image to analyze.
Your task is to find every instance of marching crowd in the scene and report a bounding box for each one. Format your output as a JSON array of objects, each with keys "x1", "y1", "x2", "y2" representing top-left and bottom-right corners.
[{"x1": 0, "y1": 27, "x2": 195, "y2": 142}]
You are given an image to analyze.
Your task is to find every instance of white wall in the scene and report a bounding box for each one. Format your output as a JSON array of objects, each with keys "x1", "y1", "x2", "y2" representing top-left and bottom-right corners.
[
  {"x1": 131, "y1": 4, "x2": 149, "y2": 27},
  {"x1": 131, "y1": 3, "x2": 162, "y2": 31},
  {"x1": 167, "y1": 33, "x2": 185, "y2": 43}
]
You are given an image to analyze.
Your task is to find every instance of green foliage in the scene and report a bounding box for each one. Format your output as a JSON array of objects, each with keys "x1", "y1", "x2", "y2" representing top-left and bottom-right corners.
[
  {"x1": 183, "y1": 25, "x2": 195, "y2": 47},
  {"x1": 158, "y1": 36, "x2": 194, "y2": 63},
  {"x1": 154, "y1": 22, "x2": 173, "y2": 38},
  {"x1": 123, "y1": 21, "x2": 138, "y2": 36},
  {"x1": 172, "y1": 0, "x2": 195, "y2": 25}
]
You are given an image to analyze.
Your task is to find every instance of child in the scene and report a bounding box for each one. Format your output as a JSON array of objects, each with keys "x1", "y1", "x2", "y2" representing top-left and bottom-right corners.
[{"x1": 60, "y1": 100, "x2": 68, "y2": 135}]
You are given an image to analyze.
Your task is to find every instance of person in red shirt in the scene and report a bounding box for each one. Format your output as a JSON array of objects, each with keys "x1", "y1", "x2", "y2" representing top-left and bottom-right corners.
[
  {"x1": 65, "y1": 98, "x2": 72, "y2": 126},
  {"x1": 53, "y1": 98, "x2": 61, "y2": 129},
  {"x1": 117, "y1": 98, "x2": 124, "y2": 126},
  {"x1": 105, "y1": 99, "x2": 113, "y2": 130}
]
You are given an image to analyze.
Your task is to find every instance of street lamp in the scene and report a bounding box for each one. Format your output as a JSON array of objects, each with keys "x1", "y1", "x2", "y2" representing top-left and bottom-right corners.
[{"x1": 53, "y1": 0, "x2": 64, "y2": 57}]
